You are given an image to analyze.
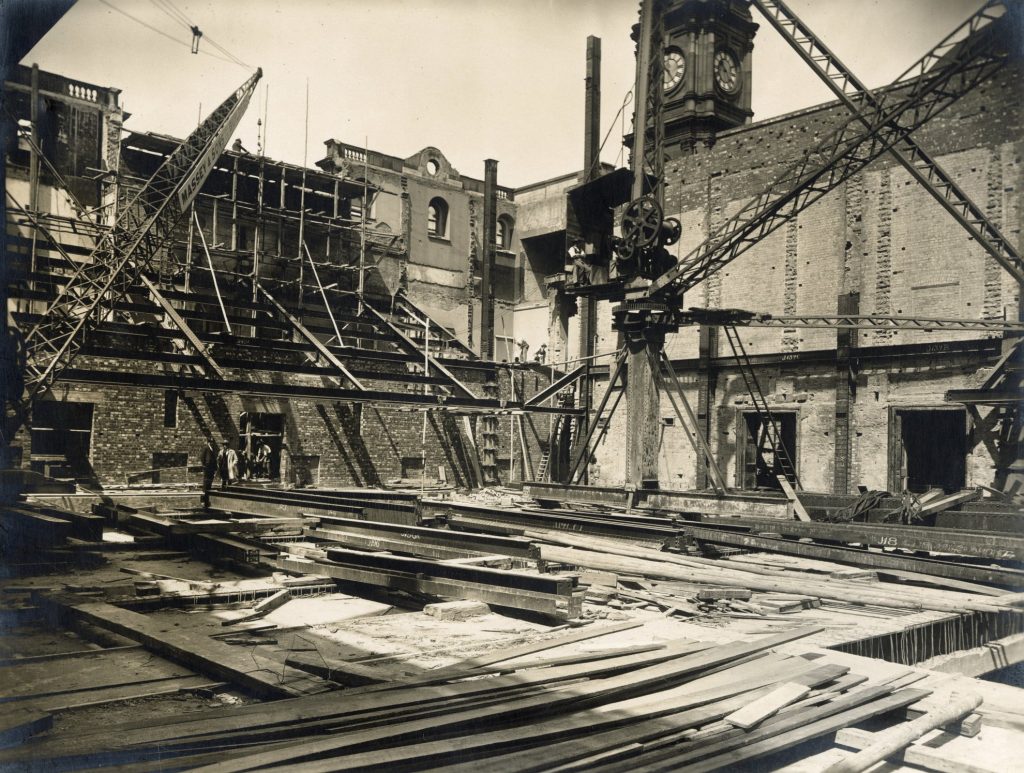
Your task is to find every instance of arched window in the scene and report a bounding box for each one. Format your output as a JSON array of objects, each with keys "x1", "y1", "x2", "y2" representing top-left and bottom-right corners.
[
  {"x1": 496, "y1": 215, "x2": 514, "y2": 250},
  {"x1": 427, "y1": 197, "x2": 448, "y2": 238}
]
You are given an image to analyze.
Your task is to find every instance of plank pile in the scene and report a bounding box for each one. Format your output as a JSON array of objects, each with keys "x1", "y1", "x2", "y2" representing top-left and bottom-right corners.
[
  {"x1": 517, "y1": 526, "x2": 1020, "y2": 617},
  {"x1": 0, "y1": 623, "x2": 952, "y2": 772}
]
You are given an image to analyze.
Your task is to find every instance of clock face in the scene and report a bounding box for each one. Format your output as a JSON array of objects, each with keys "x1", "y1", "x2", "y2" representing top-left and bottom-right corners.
[
  {"x1": 714, "y1": 50, "x2": 740, "y2": 94},
  {"x1": 663, "y1": 49, "x2": 685, "y2": 93}
]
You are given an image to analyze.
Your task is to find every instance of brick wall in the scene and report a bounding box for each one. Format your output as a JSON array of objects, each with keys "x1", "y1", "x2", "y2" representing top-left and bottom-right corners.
[{"x1": 585, "y1": 60, "x2": 1021, "y2": 493}]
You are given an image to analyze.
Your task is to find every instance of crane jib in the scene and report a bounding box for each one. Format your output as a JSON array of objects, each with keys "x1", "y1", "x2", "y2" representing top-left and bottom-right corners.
[{"x1": 176, "y1": 90, "x2": 254, "y2": 212}]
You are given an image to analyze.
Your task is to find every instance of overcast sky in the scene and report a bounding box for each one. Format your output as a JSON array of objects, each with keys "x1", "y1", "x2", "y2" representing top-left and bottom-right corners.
[{"x1": 23, "y1": 0, "x2": 983, "y2": 188}]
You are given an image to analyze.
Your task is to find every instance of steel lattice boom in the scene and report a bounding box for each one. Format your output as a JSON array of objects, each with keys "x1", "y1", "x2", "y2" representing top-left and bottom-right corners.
[
  {"x1": 751, "y1": 314, "x2": 1024, "y2": 332},
  {"x1": 18, "y1": 68, "x2": 262, "y2": 404},
  {"x1": 752, "y1": 0, "x2": 1024, "y2": 287},
  {"x1": 644, "y1": 1, "x2": 1011, "y2": 303}
]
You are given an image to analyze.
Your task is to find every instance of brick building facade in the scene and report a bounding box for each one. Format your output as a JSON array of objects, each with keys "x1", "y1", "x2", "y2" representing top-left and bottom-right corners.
[
  {"x1": 4, "y1": 65, "x2": 551, "y2": 490},
  {"x1": 580, "y1": 21, "x2": 1022, "y2": 496}
]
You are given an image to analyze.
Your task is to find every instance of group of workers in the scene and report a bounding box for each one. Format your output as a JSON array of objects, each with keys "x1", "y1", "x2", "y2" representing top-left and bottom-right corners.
[{"x1": 201, "y1": 437, "x2": 273, "y2": 492}]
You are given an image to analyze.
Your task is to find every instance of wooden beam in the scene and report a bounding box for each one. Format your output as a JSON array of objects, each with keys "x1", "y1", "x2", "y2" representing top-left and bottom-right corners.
[
  {"x1": 777, "y1": 475, "x2": 811, "y2": 521},
  {"x1": 524, "y1": 365, "x2": 587, "y2": 407},
  {"x1": 64, "y1": 602, "x2": 333, "y2": 699},
  {"x1": 823, "y1": 692, "x2": 982, "y2": 773},
  {"x1": 668, "y1": 687, "x2": 932, "y2": 772}
]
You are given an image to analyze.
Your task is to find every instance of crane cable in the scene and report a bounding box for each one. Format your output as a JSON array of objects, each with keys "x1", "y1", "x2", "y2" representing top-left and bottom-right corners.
[
  {"x1": 95, "y1": 0, "x2": 249, "y2": 69},
  {"x1": 148, "y1": 0, "x2": 251, "y2": 68}
]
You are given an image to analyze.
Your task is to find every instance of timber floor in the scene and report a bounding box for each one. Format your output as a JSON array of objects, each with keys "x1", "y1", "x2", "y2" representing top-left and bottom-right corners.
[{"x1": 3, "y1": 489, "x2": 1024, "y2": 771}]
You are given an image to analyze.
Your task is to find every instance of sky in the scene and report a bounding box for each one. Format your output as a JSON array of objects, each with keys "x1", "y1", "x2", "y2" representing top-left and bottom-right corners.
[{"x1": 22, "y1": 0, "x2": 985, "y2": 188}]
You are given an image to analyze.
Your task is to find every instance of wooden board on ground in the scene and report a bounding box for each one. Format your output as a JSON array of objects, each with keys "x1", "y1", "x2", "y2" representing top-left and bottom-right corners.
[
  {"x1": 65, "y1": 602, "x2": 334, "y2": 699},
  {"x1": 725, "y1": 682, "x2": 812, "y2": 729}
]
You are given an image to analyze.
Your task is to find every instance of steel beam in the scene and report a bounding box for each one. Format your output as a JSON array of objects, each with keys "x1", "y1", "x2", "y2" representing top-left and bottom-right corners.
[
  {"x1": 275, "y1": 556, "x2": 582, "y2": 620},
  {"x1": 138, "y1": 276, "x2": 225, "y2": 378},
  {"x1": 682, "y1": 524, "x2": 1024, "y2": 586},
  {"x1": 753, "y1": 0, "x2": 1024, "y2": 287},
  {"x1": 254, "y1": 282, "x2": 364, "y2": 390},
  {"x1": 691, "y1": 517, "x2": 1024, "y2": 562},
  {"x1": 749, "y1": 314, "x2": 1024, "y2": 332},
  {"x1": 361, "y1": 302, "x2": 477, "y2": 398}
]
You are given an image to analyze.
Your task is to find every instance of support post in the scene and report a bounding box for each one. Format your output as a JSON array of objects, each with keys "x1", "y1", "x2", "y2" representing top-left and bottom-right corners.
[
  {"x1": 139, "y1": 275, "x2": 225, "y2": 380},
  {"x1": 28, "y1": 63, "x2": 40, "y2": 289},
  {"x1": 657, "y1": 349, "x2": 727, "y2": 494},
  {"x1": 193, "y1": 210, "x2": 232, "y2": 334},
  {"x1": 625, "y1": 334, "x2": 663, "y2": 491},
  {"x1": 481, "y1": 159, "x2": 498, "y2": 359},
  {"x1": 834, "y1": 291, "x2": 859, "y2": 494},
  {"x1": 577, "y1": 35, "x2": 602, "y2": 484},
  {"x1": 254, "y1": 282, "x2": 365, "y2": 390},
  {"x1": 569, "y1": 347, "x2": 628, "y2": 484},
  {"x1": 696, "y1": 324, "x2": 718, "y2": 489}
]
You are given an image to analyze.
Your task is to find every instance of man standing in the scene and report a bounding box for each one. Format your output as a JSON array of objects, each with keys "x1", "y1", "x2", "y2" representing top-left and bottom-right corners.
[
  {"x1": 201, "y1": 438, "x2": 218, "y2": 499},
  {"x1": 217, "y1": 441, "x2": 230, "y2": 489},
  {"x1": 255, "y1": 441, "x2": 271, "y2": 479}
]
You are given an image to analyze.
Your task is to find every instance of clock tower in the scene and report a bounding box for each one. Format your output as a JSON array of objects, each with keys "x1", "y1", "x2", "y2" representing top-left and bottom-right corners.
[{"x1": 659, "y1": 0, "x2": 757, "y2": 154}]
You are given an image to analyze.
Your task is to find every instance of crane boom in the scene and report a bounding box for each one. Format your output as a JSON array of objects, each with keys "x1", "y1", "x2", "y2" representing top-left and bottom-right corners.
[
  {"x1": 17, "y1": 68, "x2": 262, "y2": 405},
  {"x1": 643, "y1": 1, "x2": 1010, "y2": 303}
]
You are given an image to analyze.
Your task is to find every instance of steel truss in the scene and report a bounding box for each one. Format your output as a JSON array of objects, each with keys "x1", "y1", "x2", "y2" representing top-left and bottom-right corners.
[
  {"x1": 752, "y1": 0, "x2": 1024, "y2": 287},
  {"x1": 645, "y1": 1, "x2": 1011, "y2": 304}
]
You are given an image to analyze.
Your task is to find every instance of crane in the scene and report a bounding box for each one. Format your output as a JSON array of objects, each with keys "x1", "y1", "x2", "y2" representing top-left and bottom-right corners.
[
  {"x1": 4, "y1": 69, "x2": 262, "y2": 443},
  {"x1": 564, "y1": 0, "x2": 1015, "y2": 495}
]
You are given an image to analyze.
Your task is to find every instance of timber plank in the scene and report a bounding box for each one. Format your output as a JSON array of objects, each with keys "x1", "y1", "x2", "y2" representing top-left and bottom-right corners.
[
  {"x1": 56, "y1": 636, "x2": 704, "y2": 753},
  {"x1": 187, "y1": 627, "x2": 823, "y2": 773},
  {"x1": 0, "y1": 707, "x2": 52, "y2": 749},
  {"x1": 725, "y1": 682, "x2": 812, "y2": 729},
  {"x1": 322, "y1": 660, "x2": 845, "y2": 773},
  {"x1": 638, "y1": 687, "x2": 931, "y2": 773},
  {"x1": 65, "y1": 602, "x2": 334, "y2": 699},
  {"x1": 0, "y1": 648, "x2": 194, "y2": 702}
]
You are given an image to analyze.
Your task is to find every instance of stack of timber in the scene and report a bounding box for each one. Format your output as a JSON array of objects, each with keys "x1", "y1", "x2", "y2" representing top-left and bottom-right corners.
[
  {"x1": 0, "y1": 500, "x2": 108, "y2": 555},
  {"x1": 500, "y1": 526, "x2": 1023, "y2": 618},
  {"x1": 0, "y1": 623, "x2": 970, "y2": 772}
]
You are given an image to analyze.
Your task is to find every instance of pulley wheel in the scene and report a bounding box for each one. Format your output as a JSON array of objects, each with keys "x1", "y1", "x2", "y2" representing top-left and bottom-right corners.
[{"x1": 621, "y1": 196, "x2": 663, "y2": 249}]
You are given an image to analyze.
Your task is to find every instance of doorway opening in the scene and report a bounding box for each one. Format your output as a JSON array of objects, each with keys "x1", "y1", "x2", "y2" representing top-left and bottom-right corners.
[
  {"x1": 30, "y1": 400, "x2": 94, "y2": 481},
  {"x1": 240, "y1": 412, "x2": 284, "y2": 480},
  {"x1": 738, "y1": 411, "x2": 797, "y2": 490},
  {"x1": 890, "y1": 408, "x2": 967, "y2": 494}
]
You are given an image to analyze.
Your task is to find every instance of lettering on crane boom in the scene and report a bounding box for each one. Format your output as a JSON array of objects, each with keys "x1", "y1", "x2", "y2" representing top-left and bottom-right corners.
[{"x1": 177, "y1": 93, "x2": 249, "y2": 211}]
